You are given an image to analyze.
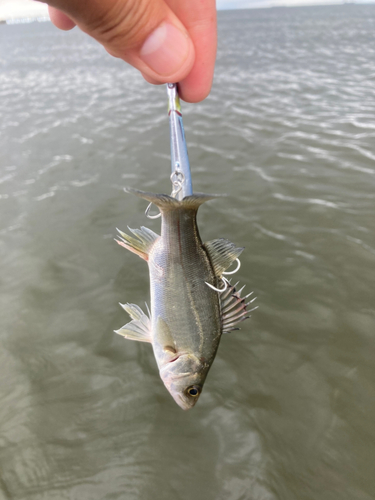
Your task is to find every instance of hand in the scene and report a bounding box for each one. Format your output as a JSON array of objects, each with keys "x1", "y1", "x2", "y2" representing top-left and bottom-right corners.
[{"x1": 44, "y1": 0, "x2": 217, "y2": 103}]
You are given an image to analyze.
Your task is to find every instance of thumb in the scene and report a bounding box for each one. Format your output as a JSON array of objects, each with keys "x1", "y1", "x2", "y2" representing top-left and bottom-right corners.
[{"x1": 46, "y1": 0, "x2": 195, "y2": 84}]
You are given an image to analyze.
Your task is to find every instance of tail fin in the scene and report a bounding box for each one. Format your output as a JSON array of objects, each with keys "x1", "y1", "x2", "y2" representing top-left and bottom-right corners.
[{"x1": 125, "y1": 187, "x2": 223, "y2": 212}]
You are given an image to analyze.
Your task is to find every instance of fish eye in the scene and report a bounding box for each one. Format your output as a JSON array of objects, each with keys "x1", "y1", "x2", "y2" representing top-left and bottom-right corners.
[{"x1": 186, "y1": 386, "x2": 201, "y2": 397}]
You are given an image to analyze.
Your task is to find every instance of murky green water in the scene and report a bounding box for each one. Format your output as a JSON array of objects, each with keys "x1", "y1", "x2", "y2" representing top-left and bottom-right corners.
[{"x1": 1, "y1": 5, "x2": 375, "y2": 499}]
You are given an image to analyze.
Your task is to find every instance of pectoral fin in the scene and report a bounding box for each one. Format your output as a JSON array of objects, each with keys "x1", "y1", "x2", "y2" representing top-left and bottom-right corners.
[
  {"x1": 115, "y1": 226, "x2": 159, "y2": 261},
  {"x1": 154, "y1": 316, "x2": 176, "y2": 351},
  {"x1": 115, "y1": 303, "x2": 152, "y2": 342},
  {"x1": 204, "y1": 238, "x2": 244, "y2": 276}
]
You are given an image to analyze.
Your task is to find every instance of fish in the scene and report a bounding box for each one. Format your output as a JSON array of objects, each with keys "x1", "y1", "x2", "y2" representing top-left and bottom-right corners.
[{"x1": 115, "y1": 187, "x2": 256, "y2": 410}]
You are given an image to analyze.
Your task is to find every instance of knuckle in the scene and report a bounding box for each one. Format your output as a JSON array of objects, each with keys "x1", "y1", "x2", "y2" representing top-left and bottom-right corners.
[{"x1": 88, "y1": 0, "x2": 161, "y2": 51}]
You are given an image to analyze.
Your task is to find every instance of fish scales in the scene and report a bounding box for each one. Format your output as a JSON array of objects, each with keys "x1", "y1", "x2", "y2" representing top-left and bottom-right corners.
[{"x1": 149, "y1": 205, "x2": 221, "y2": 362}]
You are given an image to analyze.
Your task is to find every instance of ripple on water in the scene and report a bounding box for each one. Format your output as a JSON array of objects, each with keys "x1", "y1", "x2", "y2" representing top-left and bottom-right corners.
[{"x1": 1, "y1": 6, "x2": 375, "y2": 500}]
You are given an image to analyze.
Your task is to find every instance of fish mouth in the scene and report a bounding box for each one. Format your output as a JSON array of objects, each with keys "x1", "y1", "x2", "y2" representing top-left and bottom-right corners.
[
  {"x1": 168, "y1": 354, "x2": 182, "y2": 363},
  {"x1": 162, "y1": 351, "x2": 189, "y2": 366},
  {"x1": 160, "y1": 363, "x2": 193, "y2": 380}
]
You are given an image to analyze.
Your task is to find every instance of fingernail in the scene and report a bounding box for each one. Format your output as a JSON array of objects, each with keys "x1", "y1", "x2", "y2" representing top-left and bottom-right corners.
[{"x1": 140, "y1": 22, "x2": 190, "y2": 77}]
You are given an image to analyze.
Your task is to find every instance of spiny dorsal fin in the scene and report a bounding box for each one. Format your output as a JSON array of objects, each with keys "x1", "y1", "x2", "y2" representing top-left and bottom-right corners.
[
  {"x1": 204, "y1": 238, "x2": 244, "y2": 277},
  {"x1": 115, "y1": 226, "x2": 159, "y2": 261},
  {"x1": 220, "y1": 281, "x2": 258, "y2": 333},
  {"x1": 115, "y1": 303, "x2": 152, "y2": 342}
]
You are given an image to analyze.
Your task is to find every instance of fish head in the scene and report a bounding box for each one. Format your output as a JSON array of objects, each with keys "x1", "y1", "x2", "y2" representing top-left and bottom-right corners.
[{"x1": 159, "y1": 353, "x2": 209, "y2": 410}]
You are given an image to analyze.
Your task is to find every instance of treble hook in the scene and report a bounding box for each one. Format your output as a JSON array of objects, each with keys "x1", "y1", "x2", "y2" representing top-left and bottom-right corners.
[
  {"x1": 170, "y1": 169, "x2": 185, "y2": 198},
  {"x1": 222, "y1": 258, "x2": 241, "y2": 276},
  {"x1": 145, "y1": 202, "x2": 161, "y2": 219},
  {"x1": 205, "y1": 277, "x2": 230, "y2": 293},
  {"x1": 145, "y1": 168, "x2": 186, "y2": 218}
]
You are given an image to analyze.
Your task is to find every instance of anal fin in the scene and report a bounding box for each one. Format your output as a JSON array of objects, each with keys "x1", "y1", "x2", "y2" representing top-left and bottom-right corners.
[{"x1": 115, "y1": 303, "x2": 152, "y2": 342}]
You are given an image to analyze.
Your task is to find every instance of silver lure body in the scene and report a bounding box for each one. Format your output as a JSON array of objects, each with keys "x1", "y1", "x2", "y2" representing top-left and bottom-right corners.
[{"x1": 115, "y1": 189, "x2": 253, "y2": 410}]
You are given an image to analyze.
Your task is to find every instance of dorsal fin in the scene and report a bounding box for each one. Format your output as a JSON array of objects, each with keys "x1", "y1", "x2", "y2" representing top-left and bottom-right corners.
[
  {"x1": 204, "y1": 238, "x2": 244, "y2": 276},
  {"x1": 115, "y1": 303, "x2": 152, "y2": 342},
  {"x1": 220, "y1": 282, "x2": 258, "y2": 333},
  {"x1": 115, "y1": 226, "x2": 159, "y2": 261}
]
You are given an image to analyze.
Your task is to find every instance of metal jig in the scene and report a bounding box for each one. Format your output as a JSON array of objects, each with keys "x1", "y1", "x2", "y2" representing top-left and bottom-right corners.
[
  {"x1": 166, "y1": 83, "x2": 192, "y2": 200},
  {"x1": 145, "y1": 84, "x2": 192, "y2": 219}
]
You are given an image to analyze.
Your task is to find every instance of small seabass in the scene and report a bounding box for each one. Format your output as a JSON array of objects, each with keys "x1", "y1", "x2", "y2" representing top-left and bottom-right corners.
[{"x1": 115, "y1": 188, "x2": 256, "y2": 410}]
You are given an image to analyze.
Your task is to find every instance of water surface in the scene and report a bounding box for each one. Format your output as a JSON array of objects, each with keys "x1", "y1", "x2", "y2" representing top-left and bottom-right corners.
[{"x1": 1, "y1": 5, "x2": 375, "y2": 500}]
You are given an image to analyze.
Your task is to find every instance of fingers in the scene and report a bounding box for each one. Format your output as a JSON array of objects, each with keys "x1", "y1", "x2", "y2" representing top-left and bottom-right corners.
[
  {"x1": 44, "y1": 0, "x2": 217, "y2": 102},
  {"x1": 141, "y1": 73, "x2": 163, "y2": 85},
  {"x1": 43, "y1": 0, "x2": 195, "y2": 88},
  {"x1": 48, "y1": 6, "x2": 76, "y2": 30},
  {"x1": 165, "y1": 0, "x2": 217, "y2": 102}
]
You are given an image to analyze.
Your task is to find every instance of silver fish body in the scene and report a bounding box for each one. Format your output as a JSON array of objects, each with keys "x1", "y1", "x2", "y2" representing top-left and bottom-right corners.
[{"x1": 115, "y1": 188, "x2": 254, "y2": 410}]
